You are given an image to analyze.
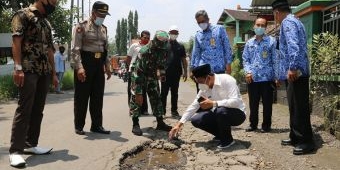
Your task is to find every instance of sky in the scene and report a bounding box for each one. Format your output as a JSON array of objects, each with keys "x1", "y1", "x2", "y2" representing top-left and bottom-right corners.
[{"x1": 64, "y1": 0, "x2": 252, "y2": 42}]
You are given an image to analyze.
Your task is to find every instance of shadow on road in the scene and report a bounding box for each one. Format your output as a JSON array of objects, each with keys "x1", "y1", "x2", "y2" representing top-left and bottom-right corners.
[
  {"x1": 25, "y1": 149, "x2": 78, "y2": 167},
  {"x1": 83, "y1": 131, "x2": 128, "y2": 142}
]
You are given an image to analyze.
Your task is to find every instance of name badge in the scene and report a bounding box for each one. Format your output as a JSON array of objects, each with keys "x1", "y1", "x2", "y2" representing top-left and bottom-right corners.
[
  {"x1": 262, "y1": 51, "x2": 268, "y2": 58},
  {"x1": 95, "y1": 52, "x2": 101, "y2": 58},
  {"x1": 210, "y1": 38, "x2": 216, "y2": 47}
]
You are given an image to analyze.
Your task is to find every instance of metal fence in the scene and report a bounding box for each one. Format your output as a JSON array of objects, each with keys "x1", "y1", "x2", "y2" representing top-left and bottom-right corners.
[{"x1": 322, "y1": 1, "x2": 340, "y2": 35}]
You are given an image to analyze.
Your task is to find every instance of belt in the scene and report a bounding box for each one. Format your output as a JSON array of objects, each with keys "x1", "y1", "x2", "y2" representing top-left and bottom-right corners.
[{"x1": 81, "y1": 51, "x2": 103, "y2": 59}]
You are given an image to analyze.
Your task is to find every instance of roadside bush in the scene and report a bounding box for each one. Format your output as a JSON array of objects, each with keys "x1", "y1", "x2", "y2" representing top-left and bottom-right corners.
[
  {"x1": 62, "y1": 70, "x2": 74, "y2": 90},
  {"x1": 0, "y1": 75, "x2": 18, "y2": 101},
  {"x1": 309, "y1": 32, "x2": 340, "y2": 139}
]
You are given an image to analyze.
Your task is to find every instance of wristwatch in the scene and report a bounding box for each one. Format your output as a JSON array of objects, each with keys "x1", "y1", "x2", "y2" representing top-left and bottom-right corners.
[{"x1": 14, "y1": 64, "x2": 22, "y2": 71}]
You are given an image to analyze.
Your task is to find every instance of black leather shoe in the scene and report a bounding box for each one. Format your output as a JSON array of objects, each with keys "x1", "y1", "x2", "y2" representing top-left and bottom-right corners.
[
  {"x1": 75, "y1": 129, "x2": 85, "y2": 135},
  {"x1": 281, "y1": 139, "x2": 296, "y2": 146},
  {"x1": 156, "y1": 122, "x2": 172, "y2": 132},
  {"x1": 245, "y1": 126, "x2": 257, "y2": 132},
  {"x1": 260, "y1": 128, "x2": 271, "y2": 133},
  {"x1": 293, "y1": 143, "x2": 315, "y2": 155},
  {"x1": 132, "y1": 125, "x2": 143, "y2": 136},
  {"x1": 90, "y1": 126, "x2": 110, "y2": 134}
]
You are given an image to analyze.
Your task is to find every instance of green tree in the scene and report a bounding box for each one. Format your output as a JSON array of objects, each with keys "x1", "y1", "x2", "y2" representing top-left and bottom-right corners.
[
  {"x1": 121, "y1": 18, "x2": 128, "y2": 55},
  {"x1": 0, "y1": 9, "x2": 12, "y2": 33},
  {"x1": 128, "y1": 10, "x2": 133, "y2": 41},
  {"x1": 133, "y1": 10, "x2": 138, "y2": 39},
  {"x1": 108, "y1": 38, "x2": 116, "y2": 56},
  {"x1": 115, "y1": 20, "x2": 121, "y2": 55},
  {"x1": 0, "y1": 0, "x2": 73, "y2": 45}
]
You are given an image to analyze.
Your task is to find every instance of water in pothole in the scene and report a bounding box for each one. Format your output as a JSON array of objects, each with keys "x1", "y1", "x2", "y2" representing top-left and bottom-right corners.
[{"x1": 120, "y1": 147, "x2": 187, "y2": 170}]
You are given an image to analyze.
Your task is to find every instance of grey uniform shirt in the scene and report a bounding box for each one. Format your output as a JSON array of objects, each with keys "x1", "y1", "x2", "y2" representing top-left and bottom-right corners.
[{"x1": 71, "y1": 18, "x2": 109, "y2": 69}]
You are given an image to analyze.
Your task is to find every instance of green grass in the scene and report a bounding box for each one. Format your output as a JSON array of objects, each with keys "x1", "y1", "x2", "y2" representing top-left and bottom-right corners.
[{"x1": 0, "y1": 75, "x2": 18, "y2": 101}]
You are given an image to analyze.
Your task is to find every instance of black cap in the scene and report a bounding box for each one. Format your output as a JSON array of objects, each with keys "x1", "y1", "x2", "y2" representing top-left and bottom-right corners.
[
  {"x1": 192, "y1": 64, "x2": 211, "y2": 78},
  {"x1": 92, "y1": 1, "x2": 110, "y2": 16},
  {"x1": 272, "y1": 0, "x2": 290, "y2": 10}
]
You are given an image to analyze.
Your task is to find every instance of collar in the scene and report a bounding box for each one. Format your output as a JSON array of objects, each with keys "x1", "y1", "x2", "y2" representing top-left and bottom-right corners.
[{"x1": 213, "y1": 74, "x2": 222, "y2": 87}]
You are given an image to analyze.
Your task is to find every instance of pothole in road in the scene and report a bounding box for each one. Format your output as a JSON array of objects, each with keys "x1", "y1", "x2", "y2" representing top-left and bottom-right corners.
[{"x1": 119, "y1": 140, "x2": 187, "y2": 170}]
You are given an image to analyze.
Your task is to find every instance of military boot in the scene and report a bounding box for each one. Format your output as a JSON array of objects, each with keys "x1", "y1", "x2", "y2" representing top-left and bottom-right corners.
[{"x1": 156, "y1": 117, "x2": 172, "y2": 131}]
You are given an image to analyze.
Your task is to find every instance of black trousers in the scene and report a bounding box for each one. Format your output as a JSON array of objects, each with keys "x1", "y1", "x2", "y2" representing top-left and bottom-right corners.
[
  {"x1": 286, "y1": 77, "x2": 314, "y2": 144},
  {"x1": 127, "y1": 72, "x2": 148, "y2": 113},
  {"x1": 74, "y1": 51, "x2": 105, "y2": 130},
  {"x1": 160, "y1": 74, "x2": 181, "y2": 113},
  {"x1": 10, "y1": 73, "x2": 50, "y2": 154},
  {"x1": 247, "y1": 81, "x2": 274, "y2": 129},
  {"x1": 191, "y1": 107, "x2": 245, "y2": 144}
]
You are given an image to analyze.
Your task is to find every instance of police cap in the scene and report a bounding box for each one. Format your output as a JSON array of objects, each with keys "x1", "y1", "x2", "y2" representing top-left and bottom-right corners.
[{"x1": 92, "y1": 1, "x2": 110, "y2": 16}]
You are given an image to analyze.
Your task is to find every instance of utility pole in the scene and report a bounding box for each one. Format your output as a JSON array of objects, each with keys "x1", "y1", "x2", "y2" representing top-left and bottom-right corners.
[
  {"x1": 77, "y1": 0, "x2": 79, "y2": 23},
  {"x1": 89, "y1": 0, "x2": 91, "y2": 17},
  {"x1": 69, "y1": 0, "x2": 75, "y2": 62},
  {"x1": 82, "y1": 0, "x2": 84, "y2": 20}
]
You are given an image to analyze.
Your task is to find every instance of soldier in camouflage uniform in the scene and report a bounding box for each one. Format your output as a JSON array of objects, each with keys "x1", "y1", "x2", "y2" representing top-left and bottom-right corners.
[
  {"x1": 130, "y1": 30, "x2": 172, "y2": 136},
  {"x1": 9, "y1": 0, "x2": 59, "y2": 167}
]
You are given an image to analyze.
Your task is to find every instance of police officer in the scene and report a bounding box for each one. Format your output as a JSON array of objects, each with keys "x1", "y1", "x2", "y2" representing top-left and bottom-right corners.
[
  {"x1": 130, "y1": 30, "x2": 172, "y2": 136},
  {"x1": 72, "y1": 1, "x2": 112, "y2": 135}
]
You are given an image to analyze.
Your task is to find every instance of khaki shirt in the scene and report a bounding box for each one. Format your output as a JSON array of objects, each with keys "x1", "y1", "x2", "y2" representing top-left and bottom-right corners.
[
  {"x1": 11, "y1": 5, "x2": 54, "y2": 75},
  {"x1": 71, "y1": 18, "x2": 109, "y2": 69}
]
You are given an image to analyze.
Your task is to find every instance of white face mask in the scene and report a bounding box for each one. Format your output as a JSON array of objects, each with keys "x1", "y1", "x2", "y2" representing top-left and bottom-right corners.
[
  {"x1": 198, "y1": 83, "x2": 209, "y2": 91},
  {"x1": 94, "y1": 17, "x2": 105, "y2": 26},
  {"x1": 198, "y1": 77, "x2": 209, "y2": 91},
  {"x1": 199, "y1": 23, "x2": 208, "y2": 30},
  {"x1": 169, "y1": 34, "x2": 178, "y2": 40}
]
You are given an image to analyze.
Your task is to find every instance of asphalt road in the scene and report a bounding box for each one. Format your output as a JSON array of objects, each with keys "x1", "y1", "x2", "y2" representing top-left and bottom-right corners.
[{"x1": 0, "y1": 75, "x2": 196, "y2": 170}]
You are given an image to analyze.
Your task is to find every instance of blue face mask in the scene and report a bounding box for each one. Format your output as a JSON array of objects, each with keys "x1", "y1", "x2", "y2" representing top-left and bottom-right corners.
[
  {"x1": 94, "y1": 17, "x2": 105, "y2": 26},
  {"x1": 254, "y1": 27, "x2": 265, "y2": 35}
]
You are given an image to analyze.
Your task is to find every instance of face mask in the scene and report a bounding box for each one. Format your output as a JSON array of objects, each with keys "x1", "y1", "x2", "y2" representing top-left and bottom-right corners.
[
  {"x1": 60, "y1": 50, "x2": 64, "y2": 54},
  {"x1": 94, "y1": 17, "x2": 105, "y2": 26},
  {"x1": 169, "y1": 34, "x2": 178, "y2": 40},
  {"x1": 254, "y1": 27, "x2": 265, "y2": 36},
  {"x1": 199, "y1": 23, "x2": 208, "y2": 30},
  {"x1": 198, "y1": 84, "x2": 209, "y2": 91},
  {"x1": 140, "y1": 39, "x2": 149, "y2": 45},
  {"x1": 42, "y1": 0, "x2": 56, "y2": 16},
  {"x1": 198, "y1": 77, "x2": 209, "y2": 91}
]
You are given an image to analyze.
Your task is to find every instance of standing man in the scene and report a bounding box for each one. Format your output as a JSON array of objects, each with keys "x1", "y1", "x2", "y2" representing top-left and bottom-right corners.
[
  {"x1": 272, "y1": 0, "x2": 315, "y2": 155},
  {"x1": 126, "y1": 30, "x2": 150, "y2": 115},
  {"x1": 72, "y1": 1, "x2": 112, "y2": 135},
  {"x1": 191, "y1": 10, "x2": 233, "y2": 92},
  {"x1": 9, "y1": 0, "x2": 58, "y2": 167},
  {"x1": 54, "y1": 45, "x2": 66, "y2": 94},
  {"x1": 130, "y1": 30, "x2": 172, "y2": 136},
  {"x1": 169, "y1": 64, "x2": 246, "y2": 148},
  {"x1": 242, "y1": 17, "x2": 277, "y2": 133},
  {"x1": 161, "y1": 25, "x2": 188, "y2": 117}
]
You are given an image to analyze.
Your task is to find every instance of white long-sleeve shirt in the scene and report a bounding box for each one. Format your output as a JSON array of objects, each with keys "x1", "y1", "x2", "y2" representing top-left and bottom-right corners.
[{"x1": 180, "y1": 74, "x2": 246, "y2": 123}]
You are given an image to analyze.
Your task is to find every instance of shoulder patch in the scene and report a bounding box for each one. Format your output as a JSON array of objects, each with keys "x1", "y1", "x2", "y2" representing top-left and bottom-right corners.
[{"x1": 76, "y1": 27, "x2": 84, "y2": 33}]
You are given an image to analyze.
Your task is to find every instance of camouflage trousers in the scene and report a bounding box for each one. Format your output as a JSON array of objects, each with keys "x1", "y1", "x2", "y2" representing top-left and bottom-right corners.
[{"x1": 129, "y1": 79, "x2": 164, "y2": 118}]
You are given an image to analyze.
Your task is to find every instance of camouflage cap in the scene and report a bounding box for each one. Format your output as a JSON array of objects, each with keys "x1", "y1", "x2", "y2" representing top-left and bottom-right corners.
[{"x1": 155, "y1": 30, "x2": 169, "y2": 42}]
